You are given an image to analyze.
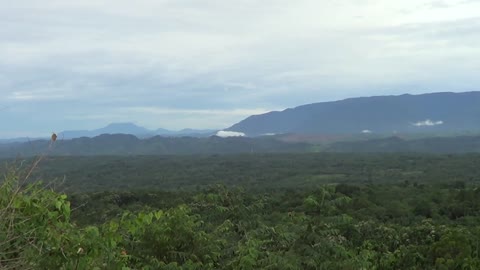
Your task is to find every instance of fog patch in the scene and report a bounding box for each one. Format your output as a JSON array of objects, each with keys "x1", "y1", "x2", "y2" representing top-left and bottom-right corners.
[{"x1": 216, "y1": 131, "x2": 246, "y2": 137}]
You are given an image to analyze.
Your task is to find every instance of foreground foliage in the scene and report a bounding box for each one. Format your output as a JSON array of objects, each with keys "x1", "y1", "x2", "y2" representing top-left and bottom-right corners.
[{"x1": 3, "y1": 154, "x2": 480, "y2": 269}]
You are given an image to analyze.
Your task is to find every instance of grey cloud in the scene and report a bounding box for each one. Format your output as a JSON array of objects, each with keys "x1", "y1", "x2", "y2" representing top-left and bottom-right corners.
[{"x1": 1, "y1": 0, "x2": 480, "y2": 136}]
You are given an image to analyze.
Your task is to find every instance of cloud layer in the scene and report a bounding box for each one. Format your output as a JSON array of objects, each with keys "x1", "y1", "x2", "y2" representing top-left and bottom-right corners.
[
  {"x1": 1, "y1": 0, "x2": 480, "y2": 137},
  {"x1": 413, "y1": 119, "x2": 444, "y2": 126},
  {"x1": 216, "y1": 131, "x2": 245, "y2": 138}
]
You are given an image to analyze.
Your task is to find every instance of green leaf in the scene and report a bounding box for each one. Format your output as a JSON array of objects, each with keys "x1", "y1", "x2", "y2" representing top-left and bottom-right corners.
[
  {"x1": 55, "y1": 200, "x2": 62, "y2": 210},
  {"x1": 154, "y1": 210, "x2": 163, "y2": 220}
]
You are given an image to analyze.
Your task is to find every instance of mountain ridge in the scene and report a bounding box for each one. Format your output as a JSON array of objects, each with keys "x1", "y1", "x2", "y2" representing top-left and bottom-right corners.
[
  {"x1": 0, "y1": 124, "x2": 217, "y2": 143},
  {"x1": 0, "y1": 134, "x2": 309, "y2": 157},
  {"x1": 59, "y1": 123, "x2": 217, "y2": 139},
  {"x1": 3, "y1": 133, "x2": 480, "y2": 156},
  {"x1": 227, "y1": 91, "x2": 480, "y2": 136}
]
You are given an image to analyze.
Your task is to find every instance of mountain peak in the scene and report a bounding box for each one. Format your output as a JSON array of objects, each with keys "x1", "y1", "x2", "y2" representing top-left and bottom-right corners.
[
  {"x1": 97, "y1": 123, "x2": 150, "y2": 134},
  {"x1": 57, "y1": 123, "x2": 216, "y2": 139}
]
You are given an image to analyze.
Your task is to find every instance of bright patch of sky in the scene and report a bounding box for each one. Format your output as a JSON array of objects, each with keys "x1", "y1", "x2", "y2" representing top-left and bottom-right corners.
[{"x1": 1, "y1": 0, "x2": 479, "y2": 137}]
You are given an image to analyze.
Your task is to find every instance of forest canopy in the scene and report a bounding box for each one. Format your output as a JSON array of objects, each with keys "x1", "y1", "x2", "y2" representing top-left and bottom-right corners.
[{"x1": 2, "y1": 153, "x2": 480, "y2": 269}]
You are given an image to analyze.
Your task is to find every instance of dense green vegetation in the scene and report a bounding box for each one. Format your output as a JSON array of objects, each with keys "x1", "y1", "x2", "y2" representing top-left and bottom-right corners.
[
  {"x1": 3, "y1": 153, "x2": 480, "y2": 269},
  {"x1": 10, "y1": 153, "x2": 480, "y2": 192},
  {"x1": 3, "y1": 134, "x2": 480, "y2": 158},
  {"x1": 0, "y1": 135, "x2": 310, "y2": 158},
  {"x1": 327, "y1": 135, "x2": 480, "y2": 153}
]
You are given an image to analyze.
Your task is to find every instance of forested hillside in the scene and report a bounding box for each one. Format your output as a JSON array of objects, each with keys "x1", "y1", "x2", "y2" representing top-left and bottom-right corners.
[
  {"x1": 4, "y1": 134, "x2": 480, "y2": 157},
  {"x1": 0, "y1": 135, "x2": 309, "y2": 157},
  {"x1": 228, "y1": 91, "x2": 480, "y2": 136},
  {"x1": 327, "y1": 135, "x2": 480, "y2": 153},
  {"x1": 3, "y1": 153, "x2": 480, "y2": 269}
]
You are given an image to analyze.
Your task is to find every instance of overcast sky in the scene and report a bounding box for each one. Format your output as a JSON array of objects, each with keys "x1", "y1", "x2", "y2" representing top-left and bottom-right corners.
[{"x1": 1, "y1": 0, "x2": 480, "y2": 137}]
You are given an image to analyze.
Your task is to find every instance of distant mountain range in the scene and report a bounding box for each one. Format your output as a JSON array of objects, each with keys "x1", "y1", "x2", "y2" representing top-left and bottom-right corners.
[
  {"x1": 59, "y1": 123, "x2": 216, "y2": 139},
  {"x1": 0, "y1": 123, "x2": 217, "y2": 143},
  {"x1": 227, "y1": 91, "x2": 480, "y2": 136},
  {"x1": 2, "y1": 91, "x2": 480, "y2": 144}
]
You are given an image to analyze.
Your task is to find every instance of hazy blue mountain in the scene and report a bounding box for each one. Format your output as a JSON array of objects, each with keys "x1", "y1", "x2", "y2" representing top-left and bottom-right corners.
[
  {"x1": 96, "y1": 123, "x2": 151, "y2": 135},
  {"x1": 59, "y1": 123, "x2": 151, "y2": 139},
  {"x1": 227, "y1": 91, "x2": 480, "y2": 136},
  {"x1": 58, "y1": 123, "x2": 216, "y2": 139},
  {"x1": 155, "y1": 128, "x2": 172, "y2": 134},
  {"x1": 0, "y1": 137, "x2": 46, "y2": 144}
]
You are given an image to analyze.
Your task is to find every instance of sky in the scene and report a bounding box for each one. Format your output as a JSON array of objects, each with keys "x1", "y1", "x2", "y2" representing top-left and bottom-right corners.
[{"x1": 1, "y1": 0, "x2": 480, "y2": 137}]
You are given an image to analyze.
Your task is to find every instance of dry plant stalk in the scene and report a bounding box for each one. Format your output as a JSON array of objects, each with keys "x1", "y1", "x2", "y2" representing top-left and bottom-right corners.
[{"x1": 0, "y1": 135, "x2": 58, "y2": 269}]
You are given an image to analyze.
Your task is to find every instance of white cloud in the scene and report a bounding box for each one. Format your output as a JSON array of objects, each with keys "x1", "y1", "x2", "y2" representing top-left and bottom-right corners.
[
  {"x1": 216, "y1": 131, "x2": 245, "y2": 138},
  {"x1": 8, "y1": 92, "x2": 36, "y2": 101},
  {"x1": 7, "y1": 90, "x2": 68, "y2": 101},
  {"x1": 124, "y1": 107, "x2": 271, "y2": 116},
  {"x1": 413, "y1": 119, "x2": 444, "y2": 126},
  {"x1": 361, "y1": 129, "x2": 373, "y2": 134}
]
